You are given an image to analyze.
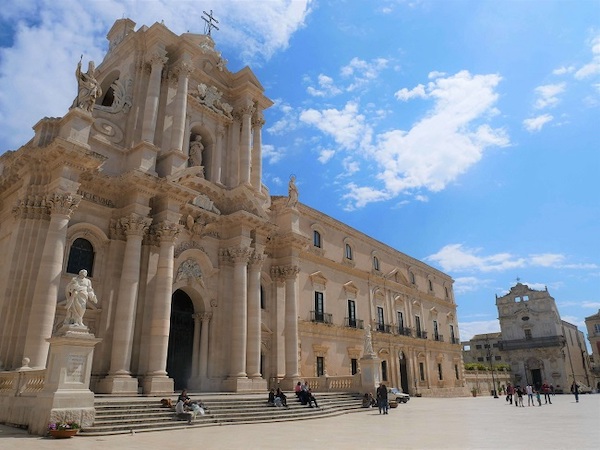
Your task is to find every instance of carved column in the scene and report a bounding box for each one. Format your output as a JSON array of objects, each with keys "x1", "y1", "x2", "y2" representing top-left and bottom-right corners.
[
  {"x1": 141, "y1": 51, "x2": 168, "y2": 143},
  {"x1": 199, "y1": 312, "x2": 212, "y2": 380},
  {"x1": 239, "y1": 103, "x2": 255, "y2": 185},
  {"x1": 246, "y1": 251, "x2": 264, "y2": 378},
  {"x1": 102, "y1": 213, "x2": 151, "y2": 393},
  {"x1": 229, "y1": 113, "x2": 241, "y2": 186},
  {"x1": 251, "y1": 112, "x2": 265, "y2": 191},
  {"x1": 169, "y1": 61, "x2": 193, "y2": 152},
  {"x1": 228, "y1": 247, "x2": 252, "y2": 378},
  {"x1": 191, "y1": 313, "x2": 202, "y2": 377},
  {"x1": 23, "y1": 193, "x2": 80, "y2": 368},
  {"x1": 212, "y1": 125, "x2": 225, "y2": 185},
  {"x1": 143, "y1": 221, "x2": 180, "y2": 394},
  {"x1": 284, "y1": 265, "x2": 301, "y2": 379}
]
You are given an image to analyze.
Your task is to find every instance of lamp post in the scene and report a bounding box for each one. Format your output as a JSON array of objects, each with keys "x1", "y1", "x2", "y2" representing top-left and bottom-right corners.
[{"x1": 486, "y1": 337, "x2": 499, "y2": 398}]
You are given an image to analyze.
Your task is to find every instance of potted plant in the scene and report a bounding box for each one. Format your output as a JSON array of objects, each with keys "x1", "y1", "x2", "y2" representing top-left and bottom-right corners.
[
  {"x1": 48, "y1": 421, "x2": 80, "y2": 438},
  {"x1": 471, "y1": 387, "x2": 478, "y2": 397}
]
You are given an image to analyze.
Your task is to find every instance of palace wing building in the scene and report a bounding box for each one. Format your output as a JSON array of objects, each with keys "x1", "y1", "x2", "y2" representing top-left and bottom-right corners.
[{"x1": 0, "y1": 19, "x2": 466, "y2": 396}]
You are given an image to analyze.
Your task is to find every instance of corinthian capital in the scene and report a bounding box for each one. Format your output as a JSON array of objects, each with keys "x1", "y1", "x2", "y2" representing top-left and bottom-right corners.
[
  {"x1": 46, "y1": 192, "x2": 81, "y2": 217},
  {"x1": 147, "y1": 51, "x2": 168, "y2": 67},
  {"x1": 119, "y1": 213, "x2": 152, "y2": 237},
  {"x1": 153, "y1": 221, "x2": 181, "y2": 242}
]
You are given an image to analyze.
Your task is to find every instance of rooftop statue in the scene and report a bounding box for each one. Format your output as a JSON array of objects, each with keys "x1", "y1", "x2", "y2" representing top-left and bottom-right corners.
[{"x1": 72, "y1": 58, "x2": 102, "y2": 113}]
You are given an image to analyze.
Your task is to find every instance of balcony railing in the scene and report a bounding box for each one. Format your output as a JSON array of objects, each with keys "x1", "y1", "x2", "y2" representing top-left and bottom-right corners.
[
  {"x1": 310, "y1": 311, "x2": 333, "y2": 324},
  {"x1": 397, "y1": 326, "x2": 413, "y2": 337},
  {"x1": 498, "y1": 335, "x2": 564, "y2": 351},
  {"x1": 450, "y1": 336, "x2": 460, "y2": 344},
  {"x1": 344, "y1": 317, "x2": 364, "y2": 329},
  {"x1": 416, "y1": 330, "x2": 428, "y2": 339},
  {"x1": 432, "y1": 334, "x2": 444, "y2": 342},
  {"x1": 374, "y1": 323, "x2": 393, "y2": 334}
]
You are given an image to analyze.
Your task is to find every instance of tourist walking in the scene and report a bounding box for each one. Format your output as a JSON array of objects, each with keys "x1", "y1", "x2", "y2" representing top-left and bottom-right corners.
[
  {"x1": 506, "y1": 383, "x2": 514, "y2": 405},
  {"x1": 376, "y1": 383, "x2": 389, "y2": 415}
]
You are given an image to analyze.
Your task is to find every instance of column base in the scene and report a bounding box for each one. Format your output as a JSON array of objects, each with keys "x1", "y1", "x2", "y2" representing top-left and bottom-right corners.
[
  {"x1": 222, "y1": 377, "x2": 255, "y2": 392},
  {"x1": 278, "y1": 377, "x2": 301, "y2": 391},
  {"x1": 95, "y1": 375, "x2": 139, "y2": 395},
  {"x1": 128, "y1": 141, "x2": 158, "y2": 175},
  {"x1": 142, "y1": 375, "x2": 174, "y2": 395}
]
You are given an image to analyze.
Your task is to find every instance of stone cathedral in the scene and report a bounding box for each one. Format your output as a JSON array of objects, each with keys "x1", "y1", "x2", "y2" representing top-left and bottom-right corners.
[{"x1": 0, "y1": 18, "x2": 467, "y2": 397}]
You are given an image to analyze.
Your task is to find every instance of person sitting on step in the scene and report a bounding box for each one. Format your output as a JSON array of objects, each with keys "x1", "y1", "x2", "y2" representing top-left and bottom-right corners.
[
  {"x1": 276, "y1": 388, "x2": 289, "y2": 407},
  {"x1": 175, "y1": 399, "x2": 194, "y2": 424}
]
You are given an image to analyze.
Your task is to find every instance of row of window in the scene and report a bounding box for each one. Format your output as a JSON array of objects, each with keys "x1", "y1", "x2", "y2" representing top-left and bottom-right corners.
[
  {"x1": 313, "y1": 293, "x2": 457, "y2": 342},
  {"x1": 316, "y1": 356, "x2": 460, "y2": 383}
]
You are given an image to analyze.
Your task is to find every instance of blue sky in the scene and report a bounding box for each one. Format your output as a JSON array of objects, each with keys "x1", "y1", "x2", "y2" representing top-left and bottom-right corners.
[{"x1": 1, "y1": 0, "x2": 598, "y2": 348}]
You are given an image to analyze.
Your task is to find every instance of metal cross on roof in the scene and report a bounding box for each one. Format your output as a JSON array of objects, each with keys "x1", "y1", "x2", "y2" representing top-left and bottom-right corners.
[{"x1": 202, "y1": 10, "x2": 219, "y2": 36}]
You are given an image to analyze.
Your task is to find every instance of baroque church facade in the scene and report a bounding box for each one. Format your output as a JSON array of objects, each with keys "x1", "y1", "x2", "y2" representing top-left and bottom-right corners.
[{"x1": 0, "y1": 19, "x2": 466, "y2": 396}]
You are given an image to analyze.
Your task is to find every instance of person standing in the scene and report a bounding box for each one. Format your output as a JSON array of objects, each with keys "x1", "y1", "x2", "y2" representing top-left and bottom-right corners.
[
  {"x1": 526, "y1": 384, "x2": 534, "y2": 406},
  {"x1": 542, "y1": 382, "x2": 552, "y2": 404},
  {"x1": 571, "y1": 381, "x2": 580, "y2": 403},
  {"x1": 376, "y1": 383, "x2": 389, "y2": 415}
]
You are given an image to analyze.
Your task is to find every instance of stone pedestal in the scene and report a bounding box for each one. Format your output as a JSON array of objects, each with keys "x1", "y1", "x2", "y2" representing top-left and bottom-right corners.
[
  {"x1": 156, "y1": 149, "x2": 188, "y2": 177},
  {"x1": 29, "y1": 326, "x2": 101, "y2": 435},
  {"x1": 58, "y1": 108, "x2": 94, "y2": 147},
  {"x1": 142, "y1": 375, "x2": 174, "y2": 395},
  {"x1": 359, "y1": 353, "x2": 381, "y2": 395},
  {"x1": 128, "y1": 141, "x2": 158, "y2": 174},
  {"x1": 95, "y1": 374, "x2": 139, "y2": 395},
  {"x1": 222, "y1": 377, "x2": 255, "y2": 392}
]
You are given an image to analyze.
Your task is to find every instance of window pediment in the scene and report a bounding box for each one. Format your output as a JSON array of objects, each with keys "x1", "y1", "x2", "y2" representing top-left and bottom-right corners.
[
  {"x1": 343, "y1": 281, "x2": 359, "y2": 297},
  {"x1": 309, "y1": 271, "x2": 328, "y2": 289}
]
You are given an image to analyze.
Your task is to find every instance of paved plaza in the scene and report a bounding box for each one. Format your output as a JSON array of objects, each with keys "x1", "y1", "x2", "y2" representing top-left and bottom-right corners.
[{"x1": 1, "y1": 394, "x2": 598, "y2": 449}]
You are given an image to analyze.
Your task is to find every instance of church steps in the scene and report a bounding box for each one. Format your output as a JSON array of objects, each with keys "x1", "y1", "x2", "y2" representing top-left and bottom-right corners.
[{"x1": 80, "y1": 392, "x2": 363, "y2": 436}]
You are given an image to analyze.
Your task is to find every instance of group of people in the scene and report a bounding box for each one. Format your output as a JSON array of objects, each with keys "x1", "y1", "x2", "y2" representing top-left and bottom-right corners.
[
  {"x1": 505, "y1": 382, "x2": 555, "y2": 407},
  {"x1": 267, "y1": 387, "x2": 289, "y2": 407},
  {"x1": 175, "y1": 389, "x2": 206, "y2": 424},
  {"x1": 361, "y1": 383, "x2": 390, "y2": 414},
  {"x1": 294, "y1": 381, "x2": 320, "y2": 408}
]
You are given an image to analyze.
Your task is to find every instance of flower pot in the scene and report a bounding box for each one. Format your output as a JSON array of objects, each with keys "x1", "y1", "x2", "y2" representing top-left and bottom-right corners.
[{"x1": 49, "y1": 429, "x2": 79, "y2": 439}]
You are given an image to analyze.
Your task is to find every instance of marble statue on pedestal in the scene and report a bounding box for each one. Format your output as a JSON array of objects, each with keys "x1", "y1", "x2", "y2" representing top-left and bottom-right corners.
[
  {"x1": 64, "y1": 269, "x2": 97, "y2": 327},
  {"x1": 364, "y1": 325, "x2": 375, "y2": 355},
  {"x1": 286, "y1": 175, "x2": 298, "y2": 208}
]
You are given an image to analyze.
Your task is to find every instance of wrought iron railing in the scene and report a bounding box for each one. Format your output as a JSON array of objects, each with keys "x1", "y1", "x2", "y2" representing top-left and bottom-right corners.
[
  {"x1": 344, "y1": 317, "x2": 364, "y2": 329},
  {"x1": 310, "y1": 311, "x2": 333, "y2": 324},
  {"x1": 433, "y1": 334, "x2": 444, "y2": 342},
  {"x1": 374, "y1": 323, "x2": 393, "y2": 334},
  {"x1": 397, "y1": 326, "x2": 413, "y2": 337},
  {"x1": 416, "y1": 330, "x2": 428, "y2": 339}
]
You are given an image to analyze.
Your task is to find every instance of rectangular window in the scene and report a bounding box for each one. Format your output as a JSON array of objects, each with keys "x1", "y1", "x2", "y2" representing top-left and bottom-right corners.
[
  {"x1": 477, "y1": 357, "x2": 484, "y2": 362},
  {"x1": 381, "y1": 360, "x2": 388, "y2": 381},
  {"x1": 524, "y1": 329, "x2": 532, "y2": 340},
  {"x1": 419, "y1": 362, "x2": 425, "y2": 381},
  {"x1": 397, "y1": 311, "x2": 404, "y2": 330},
  {"x1": 438, "y1": 363, "x2": 443, "y2": 380},
  {"x1": 351, "y1": 358, "x2": 358, "y2": 375},
  {"x1": 495, "y1": 355, "x2": 501, "y2": 361},
  {"x1": 415, "y1": 315, "x2": 421, "y2": 336},
  {"x1": 433, "y1": 320, "x2": 439, "y2": 339},
  {"x1": 315, "y1": 291, "x2": 324, "y2": 322},
  {"x1": 260, "y1": 286, "x2": 265, "y2": 310},
  {"x1": 450, "y1": 324, "x2": 455, "y2": 343},
  {"x1": 594, "y1": 323, "x2": 600, "y2": 334},
  {"x1": 377, "y1": 307, "x2": 385, "y2": 331},
  {"x1": 454, "y1": 364, "x2": 459, "y2": 380},
  {"x1": 316, "y1": 356, "x2": 324, "y2": 376},
  {"x1": 429, "y1": 279, "x2": 433, "y2": 291},
  {"x1": 348, "y1": 300, "x2": 356, "y2": 327},
  {"x1": 475, "y1": 344, "x2": 482, "y2": 349},
  {"x1": 492, "y1": 343, "x2": 498, "y2": 348}
]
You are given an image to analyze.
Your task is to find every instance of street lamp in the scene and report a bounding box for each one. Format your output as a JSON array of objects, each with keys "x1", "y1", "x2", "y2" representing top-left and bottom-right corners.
[{"x1": 486, "y1": 337, "x2": 499, "y2": 398}]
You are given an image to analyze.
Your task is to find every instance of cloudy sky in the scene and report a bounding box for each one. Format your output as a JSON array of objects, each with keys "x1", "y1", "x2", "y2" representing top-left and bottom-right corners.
[{"x1": 1, "y1": 0, "x2": 598, "y2": 348}]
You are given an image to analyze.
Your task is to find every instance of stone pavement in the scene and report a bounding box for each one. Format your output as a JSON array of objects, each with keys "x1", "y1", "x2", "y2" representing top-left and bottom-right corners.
[{"x1": 1, "y1": 394, "x2": 598, "y2": 449}]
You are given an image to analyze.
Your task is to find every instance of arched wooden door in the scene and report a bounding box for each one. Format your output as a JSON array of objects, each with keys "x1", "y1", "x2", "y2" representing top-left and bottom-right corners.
[{"x1": 166, "y1": 290, "x2": 194, "y2": 391}]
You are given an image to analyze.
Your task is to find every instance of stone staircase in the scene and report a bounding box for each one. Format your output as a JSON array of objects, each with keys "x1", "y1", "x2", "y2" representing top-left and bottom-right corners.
[{"x1": 80, "y1": 391, "x2": 364, "y2": 436}]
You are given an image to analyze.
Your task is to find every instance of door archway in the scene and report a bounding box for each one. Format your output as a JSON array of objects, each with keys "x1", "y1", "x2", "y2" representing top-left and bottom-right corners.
[
  {"x1": 399, "y1": 352, "x2": 410, "y2": 393},
  {"x1": 166, "y1": 290, "x2": 194, "y2": 390}
]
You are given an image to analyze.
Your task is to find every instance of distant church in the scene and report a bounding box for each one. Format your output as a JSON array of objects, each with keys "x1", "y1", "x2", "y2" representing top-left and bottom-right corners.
[{"x1": 0, "y1": 18, "x2": 466, "y2": 396}]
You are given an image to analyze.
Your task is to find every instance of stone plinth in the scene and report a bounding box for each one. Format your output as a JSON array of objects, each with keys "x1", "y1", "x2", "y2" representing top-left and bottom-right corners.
[
  {"x1": 142, "y1": 375, "x2": 174, "y2": 395},
  {"x1": 156, "y1": 149, "x2": 188, "y2": 177},
  {"x1": 58, "y1": 107, "x2": 94, "y2": 147},
  {"x1": 29, "y1": 328, "x2": 101, "y2": 435},
  {"x1": 359, "y1": 353, "x2": 381, "y2": 395},
  {"x1": 128, "y1": 141, "x2": 158, "y2": 174}
]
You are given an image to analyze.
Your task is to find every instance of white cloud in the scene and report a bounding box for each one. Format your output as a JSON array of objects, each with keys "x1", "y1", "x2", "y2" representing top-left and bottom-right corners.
[
  {"x1": 426, "y1": 244, "x2": 598, "y2": 275},
  {"x1": 574, "y1": 34, "x2": 600, "y2": 80},
  {"x1": 299, "y1": 101, "x2": 370, "y2": 150},
  {"x1": 262, "y1": 144, "x2": 285, "y2": 164},
  {"x1": 523, "y1": 114, "x2": 553, "y2": 132},
  {"x1": 453, "y1": 276, "x2": 492, "y2": 294},
  {"x1": 306, "y1": 74, "x2": 343, "y2": 97},
  {"x1": 457, "y1": 320, "x2": 501, "y2": 342},
  {"x1": 394, "y1": 84, "x2": 427, "y2": 101},
  {"x1": 428, "y1": 71, "x2": 447, "y2": 79},
  {"x1": 341, "y1": 57, "x2": 389, "y2": 91},
  {"x1": 318, "y1": 149, "x2": 335, "y2": 163},
  {"x1": 553, "y1": 66, "x2": 575, "y2": 75},
  {"x1": 533, "y1": 83, "x2": 566, "y2": 109},
  {"x1": 342, "y1": 183, "x2": 391, "y2": 210}
]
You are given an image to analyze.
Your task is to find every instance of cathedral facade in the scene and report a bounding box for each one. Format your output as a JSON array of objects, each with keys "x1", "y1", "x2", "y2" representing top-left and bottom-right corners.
[{"x1": 0, "y1": 19, "x2": 466, "y2": 396}]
